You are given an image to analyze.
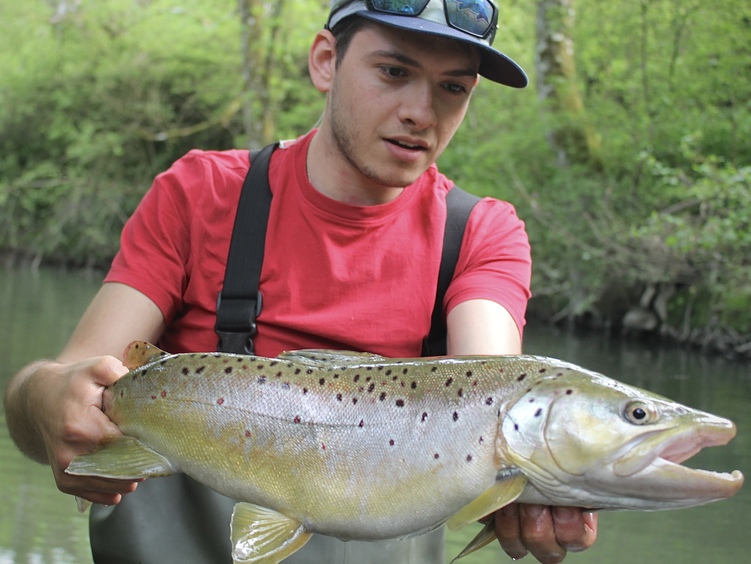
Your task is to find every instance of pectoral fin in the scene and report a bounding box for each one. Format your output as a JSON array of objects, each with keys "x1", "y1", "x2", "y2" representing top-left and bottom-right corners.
[
  {"x1": 231, "y1": 502, "x2": 312, "y2": 564},
  {"x1": 65, "y1": 435, "x2": 178, "y2": 479},
  {"x1": 446, "y1": 469, "x2": 527, "y2": 531}
]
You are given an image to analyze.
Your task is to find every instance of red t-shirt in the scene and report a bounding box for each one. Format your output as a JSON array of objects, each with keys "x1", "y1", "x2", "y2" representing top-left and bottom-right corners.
[{"x1": 105, "y1": 131, "x2": 531, "y2": 357}]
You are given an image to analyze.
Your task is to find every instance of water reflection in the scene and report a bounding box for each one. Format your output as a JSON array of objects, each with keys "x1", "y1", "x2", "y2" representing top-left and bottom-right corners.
[{"x1": 1, "y1": 268, "x2": 748, "y2": 563}]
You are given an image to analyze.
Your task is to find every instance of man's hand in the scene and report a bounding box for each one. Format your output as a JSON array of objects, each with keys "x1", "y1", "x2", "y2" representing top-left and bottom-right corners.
[
  {"x1": 494, "y1": 503, "x2": 598, "y2": 563},
  {"x1": 6, "y1": 355, "x2": 141, "y2": 506}
]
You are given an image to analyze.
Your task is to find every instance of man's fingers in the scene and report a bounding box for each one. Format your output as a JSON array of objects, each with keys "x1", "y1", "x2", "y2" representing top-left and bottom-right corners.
[
  {"x1": 493, "y1": 503, "x2": 528, "y2": 560},
  {"x1": 553, "y1": 507, "x2": 598, "y2": 552},
  {"x1": 518, "y1": 505, "x2": 566, "y2": 564}
]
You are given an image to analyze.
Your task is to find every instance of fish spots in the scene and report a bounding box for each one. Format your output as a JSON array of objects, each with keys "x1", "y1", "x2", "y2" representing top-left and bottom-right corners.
[
  {"x1": 395, "y1": 399, "x2": 405, "y2": 408},
  {"x1": 181, "y1": 367, "x2": 190, "y2": 375},
  {"x1": 257, "y1": 376, "x2": 267, "y2": 385},
  {"x1": 539, "y1": 368, "x2": 547, "y2": 373},
  {"x1": 445, "y1": 377, "x2": 454, "y2": 387},
  {"x1": 217, "y1": 397, "x2": 225, "y2": 405},
  {"x1": 295, "y1": 368, "x2": 301, "y2": 375},
  {"x1": 120, "y1": 390, "x2": 124, "y2": 398},
  {"x1": 465, "y1": 371, "x2": 473, "y2": 378},
  {"x1": 389, "y1": 439, "x2": 395, "y2": 446},
  {"x1": 257, "y1": 364, "x2": 265, "y2": 370},
  {"x1": 534, "y1": 408, "x2": 543, "y2": 417},
  {"x1": 353, "y1": 374, "x2": 360, "y2": 383},
  {"x1": 196, "y1": 366, "x2": 206, "y2": 375},
  {"x1": 160, "y1": 390, "x2": 167, "y2": 398},
  {"x1": 434, "y1": 453, "x2": 440, "y2": 459},
  {"x1": 336, "y1": 393, "x2": 343, "y2": 402},
  {"x1": 514, "y1": 423, "x2": 520, "y2": 431},
  {"x1": 452, "y1": 411, "x2": 459, "y2": 422},
  {"x1": 410, "y1": 381, "x2": 417, "y2": 390},
  {"x1": 379, "y1": 392, "x2": 387, "y2": 402},
  {"x1": 319, "y1": 378, "x2": 326, "y2": 386},
  {"x1": 367, "y1": 383, "x2": 376, "y2": 393},
  {"x1": 485, "y1": 397, "x2": 494, "y2": 405},
  {"x1": 566, "y1": 389, "x2": 573, "y2": 395},
  {"x1": 352, "y1": 398, "x2": 358, "y2": 405},
  {"x1": 302, "y1": 387, "x2": 309, "y2": 395},
  {"x1": 466, "y1": 455, "x2": 473, "y2": 462},
  {"x1": 224, "y1": 367, "x2": 233, "y2": 374},
  {"x1": 457, "y1": 388, "x2": 464, "y2": 398},
  {"x1": 358, "y1": 419, "x2": 364, "y2": 428},
  {"x1": 421, "y1": 412, "x2": 428, "y2": 422},
  {"x1": 293, "y1": 415, "x2": 301, "y2": 424},
  {"x1": 431, "y1": 366, "x2": 438, "y2": 372},
  {"x1": 517, "y1": 373, "x2": 527, "y2": 382},
  {"x1": 244, "y1": 430, "x2": 252, "y2": 438},
  {"x1": 321, "y1": 443, "x2": 326, "y2": 450}
]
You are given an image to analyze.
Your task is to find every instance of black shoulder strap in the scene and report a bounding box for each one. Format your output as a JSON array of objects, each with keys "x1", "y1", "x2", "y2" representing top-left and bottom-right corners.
[
  {"x1": 215, "y1": 143, "x2": 277, "y2": 354},
  {"x1": 421, "y1": 186, "x2": 481, "y2": 357}
]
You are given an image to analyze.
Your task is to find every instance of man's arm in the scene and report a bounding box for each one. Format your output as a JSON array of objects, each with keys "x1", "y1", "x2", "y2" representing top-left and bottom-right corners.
[
  {"x1": 447, "y1": 299, "x2": 598, "y2": 564},
  {"x1": 3, "y1": 282, "x2": 165, "y2": 506}
]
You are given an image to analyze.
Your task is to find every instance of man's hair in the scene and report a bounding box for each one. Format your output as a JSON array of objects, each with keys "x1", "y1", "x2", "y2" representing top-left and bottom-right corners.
[{"x1": 330, "y1": 16, "x2": 369, "y2": 69}]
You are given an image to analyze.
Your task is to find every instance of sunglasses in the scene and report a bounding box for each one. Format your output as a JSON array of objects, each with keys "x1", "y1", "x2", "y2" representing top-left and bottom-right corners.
[{"x1": 336, "y1": 0, "x2": 499, "y2": 43}]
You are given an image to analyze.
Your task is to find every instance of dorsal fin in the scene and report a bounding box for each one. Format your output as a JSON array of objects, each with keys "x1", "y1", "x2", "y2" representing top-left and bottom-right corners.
[
  {"x1": 122, "y1": 340, "x2": 170, "y2": 370},
  {"x1": 278, "y1": 349, "x2": 387, "y2": 367}
]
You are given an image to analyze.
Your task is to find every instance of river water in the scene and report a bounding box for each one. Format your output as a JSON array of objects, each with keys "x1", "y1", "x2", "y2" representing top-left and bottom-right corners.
[{"x1": 1, "y1": 267, "x2": 748, "y2": 563}]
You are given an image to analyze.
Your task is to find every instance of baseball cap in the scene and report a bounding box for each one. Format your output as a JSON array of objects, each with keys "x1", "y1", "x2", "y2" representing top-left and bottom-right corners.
[{"x1": 326, "y1": 0, "x2": 528, "y2": 88}]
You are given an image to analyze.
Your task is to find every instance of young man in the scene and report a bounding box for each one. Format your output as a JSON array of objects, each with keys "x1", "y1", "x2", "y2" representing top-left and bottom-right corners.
[{"x1": 5, "y1": 1, "x2": 597, "y2": 562}]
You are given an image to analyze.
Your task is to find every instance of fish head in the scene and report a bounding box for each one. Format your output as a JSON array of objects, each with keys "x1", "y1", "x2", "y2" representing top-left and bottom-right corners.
[{"x1": 499, "y1": 360, "x2": 744, "y2": 510}]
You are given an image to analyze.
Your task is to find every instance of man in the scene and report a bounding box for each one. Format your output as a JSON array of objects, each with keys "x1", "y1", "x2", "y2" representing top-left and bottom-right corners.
[{"x1": 4, "y1": 1, "x2": 597, "y2": 562}]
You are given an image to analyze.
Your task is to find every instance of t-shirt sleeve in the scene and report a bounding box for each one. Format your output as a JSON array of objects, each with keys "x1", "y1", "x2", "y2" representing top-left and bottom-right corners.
[
  {"x1": 104, "y1": 152, "x2": 203, "y2": 325},
  {"x1": 444, "y1": 198, "x2": 532, "y2": 334}
]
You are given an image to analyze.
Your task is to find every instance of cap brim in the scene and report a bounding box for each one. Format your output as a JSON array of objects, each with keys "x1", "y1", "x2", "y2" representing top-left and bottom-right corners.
[{"x1": 348, "y1": 11, "x2": 528, "y2": 88}]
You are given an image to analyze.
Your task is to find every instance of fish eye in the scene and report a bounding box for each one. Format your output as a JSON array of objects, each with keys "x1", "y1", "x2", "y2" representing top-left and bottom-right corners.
[{"x1": 623, "y1": 400, "x2": 658, "y2": 425}]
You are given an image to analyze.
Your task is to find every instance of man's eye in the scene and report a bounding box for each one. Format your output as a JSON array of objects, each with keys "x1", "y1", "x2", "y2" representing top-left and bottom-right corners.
[
  {"x1": 382, "y1": 66, "x2": 406, "y2": 78},
  {"x1": 444, "y1": 83, "x2": 468, "y2": 95}
]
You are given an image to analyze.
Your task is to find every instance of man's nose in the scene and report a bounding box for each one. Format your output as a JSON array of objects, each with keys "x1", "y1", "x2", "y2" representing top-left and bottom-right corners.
[{"x1": 398, "y1": 82, "x2": 437, "y2": 130}]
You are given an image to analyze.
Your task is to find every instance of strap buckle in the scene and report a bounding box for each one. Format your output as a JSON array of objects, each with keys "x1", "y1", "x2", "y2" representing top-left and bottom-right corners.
[{"x1": 214, "y1": 292, "x2": 263, "y2": 354}]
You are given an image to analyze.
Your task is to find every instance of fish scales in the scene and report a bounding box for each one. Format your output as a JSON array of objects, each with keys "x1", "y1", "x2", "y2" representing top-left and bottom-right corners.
[
  {"x1": 107, "y1": 349, "x2": 537, "y2": 539},
  {"x1": 68, "y1": 341, "x2": 743, "y2": 564}
]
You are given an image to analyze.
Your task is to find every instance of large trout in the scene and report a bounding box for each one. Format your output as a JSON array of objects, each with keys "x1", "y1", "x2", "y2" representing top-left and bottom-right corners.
[{"x1": 67, "y1": 341, "x2": 743, "y2": 563}]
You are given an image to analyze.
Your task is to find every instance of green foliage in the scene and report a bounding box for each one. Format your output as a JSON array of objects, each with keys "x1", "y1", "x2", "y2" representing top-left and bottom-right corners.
[{"x1": 1, "y1": 0, "x2": 749, "y2": 336}]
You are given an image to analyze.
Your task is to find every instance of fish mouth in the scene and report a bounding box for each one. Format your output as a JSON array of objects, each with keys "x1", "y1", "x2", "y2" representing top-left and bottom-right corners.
[{"x1": 611, "y1": 417, "x2": 744, "y2": 504}]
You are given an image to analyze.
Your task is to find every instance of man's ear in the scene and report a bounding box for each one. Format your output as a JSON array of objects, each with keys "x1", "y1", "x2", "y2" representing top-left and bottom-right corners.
[{"x1": 309, "y1": 30, "x2": 337, "y2": 93}]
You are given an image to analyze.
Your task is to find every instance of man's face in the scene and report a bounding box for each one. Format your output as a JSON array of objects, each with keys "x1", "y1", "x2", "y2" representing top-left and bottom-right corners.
[{"x1": 323, "y1": 22, "x2": 480, "y2": 192}]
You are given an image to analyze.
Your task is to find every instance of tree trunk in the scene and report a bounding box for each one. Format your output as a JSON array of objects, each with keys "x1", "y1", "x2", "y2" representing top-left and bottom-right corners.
[
  {"x1": 238, "y1": 0, "x2": 285, "y2": 149},
  {"x1": 535, "y1": 0, "x2": 602, "y2": 169}
]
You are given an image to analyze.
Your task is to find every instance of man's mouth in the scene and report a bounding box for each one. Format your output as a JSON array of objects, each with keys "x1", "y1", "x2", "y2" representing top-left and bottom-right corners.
[{"x1": 386, "y1": 138, "x2": 428, "y2": 151}]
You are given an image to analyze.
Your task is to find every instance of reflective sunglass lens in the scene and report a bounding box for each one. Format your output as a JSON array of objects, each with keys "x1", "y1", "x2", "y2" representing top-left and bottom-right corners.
[
  {"x1": 446, "y1": 0, "x2": 494, "y2": 37},
  {"x1": 369, "y1": 0, "x2": 430, "y2": 16}
]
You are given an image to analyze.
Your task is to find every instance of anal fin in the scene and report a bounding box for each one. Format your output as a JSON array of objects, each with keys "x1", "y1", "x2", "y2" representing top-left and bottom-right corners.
[{"x1": 231, "y1": 502, "x2": 312, "y2": 564}]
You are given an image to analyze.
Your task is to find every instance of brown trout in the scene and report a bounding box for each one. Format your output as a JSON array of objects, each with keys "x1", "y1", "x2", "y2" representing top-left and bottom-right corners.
[{"x1": 67, "y1": 341, "x2": 743, "y2": 563}]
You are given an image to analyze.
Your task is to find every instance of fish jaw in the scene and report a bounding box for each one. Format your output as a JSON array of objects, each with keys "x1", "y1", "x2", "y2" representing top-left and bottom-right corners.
[{"x1": 602, "y1": 415, "x2": 744, "y2": 509}]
